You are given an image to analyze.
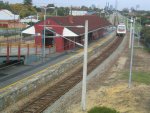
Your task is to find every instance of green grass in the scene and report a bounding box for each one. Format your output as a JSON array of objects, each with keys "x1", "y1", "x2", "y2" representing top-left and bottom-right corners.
[
  {"x1": 123, "y1": 71, "x2": 150, "y2": 85},
  {"x1": 88, "y1": 106, "x2": 119, "y2": 113},
  {"x1": 143, "y1": 47, "x2": 150, "y2": 52}
]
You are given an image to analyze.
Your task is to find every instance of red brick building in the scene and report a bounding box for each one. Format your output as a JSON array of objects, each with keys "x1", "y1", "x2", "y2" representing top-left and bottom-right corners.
[{"x1": 25, "y1": 15, "x2": 111, "y2": 52}]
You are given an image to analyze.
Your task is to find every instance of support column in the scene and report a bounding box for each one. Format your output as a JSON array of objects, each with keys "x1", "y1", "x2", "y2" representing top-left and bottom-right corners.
[
  {"x1": 55, "y1": 37, "x2": 64, "y2": 52},
  {"x1": 27, "y1": 44, "x2": 29, "y2": 56},
  {"x1": 6, "y1": 44, "x2": 9, "y2": 63},
  {"x1": 18, "y1": 44, "x2": 21, "y2": 61}
]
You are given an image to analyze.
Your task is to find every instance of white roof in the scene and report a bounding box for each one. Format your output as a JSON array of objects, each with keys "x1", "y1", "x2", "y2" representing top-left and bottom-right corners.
[
  {"x1": 20, "y1": 18, "x2": 39, "y2": 23},
  {"x1": 0, "y1": 9, "x2": 19, "y2": 20},
  {"x1": 70, "y1": 10, "x2": 87, "y2": 16},
  {"x1": 63, "y1": 28, "x2": 78, "y2": 37},
  {"x1": 22, "y1": 26, "x2": 78, "y2": 37},
  {"x1": 22, "y1": 26, "x2": 35, "y2": 35},
  {"x1": 46, "y1": 27, "x2": 78, "y2": 37}
]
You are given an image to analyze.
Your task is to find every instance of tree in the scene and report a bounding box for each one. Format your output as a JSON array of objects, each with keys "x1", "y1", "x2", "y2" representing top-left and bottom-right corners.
[
  {"x1": 10, "y1": 3, "x2": 36, "y2": 18},
  {"x1": 0, "y1": 2, "x2": 11, "y2": 10},
  {"x1": 91, "y1": 4, "x2": 96, "y2": 10},
  {"x1": 47, "y1": 4, "x2": 55, "y2": 7},
  {"x1": 56, "y1": 7, "x2": 69, "y2": 16},
  {"x1": 81, "y1": 5, "x2": 89, "y2": 10},
  {"x1": 130, "y1": 7, "x2": 135, "y2": 12},
  {"x1": 141, "y1": 26, "x2": 150, "y2": 48},
  {"x1": 122, "y1": 8, "x2": 129, "y2": 13},
  {"x1": 24, "y1": 0, "x2": 32, "y2": 5}
]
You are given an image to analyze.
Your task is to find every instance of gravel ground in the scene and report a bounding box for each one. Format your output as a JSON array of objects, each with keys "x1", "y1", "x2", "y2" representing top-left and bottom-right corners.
[{"x1": 67, "y1": 41, "x2": 150, "y2": 113}]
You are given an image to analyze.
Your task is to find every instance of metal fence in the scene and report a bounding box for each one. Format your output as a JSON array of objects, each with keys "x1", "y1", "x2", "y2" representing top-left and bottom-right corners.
[{"x1": 0, "y1": 29, "x2": 21, "y2": 36}]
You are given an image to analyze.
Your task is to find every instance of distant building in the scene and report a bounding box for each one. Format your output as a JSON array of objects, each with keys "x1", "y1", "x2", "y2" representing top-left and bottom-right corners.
[
  {"x1": 69, "y1": 10, "x2": 97, "y2": 16},
  {"x1": 0, "y1": 9, "x2": 25, "y2": 28},
  {"x1": 86, "y1": 11, "x2": 97, "y2": 15},
  {"x1": 20, "y1": 15, "x2": 39, "y2": 23},
  {"x1": 69, "y1": 10, "x2": 87, "y2": 16},
  {"x1": 0, "y1": 9, "x2": 19, "y2": 20}
]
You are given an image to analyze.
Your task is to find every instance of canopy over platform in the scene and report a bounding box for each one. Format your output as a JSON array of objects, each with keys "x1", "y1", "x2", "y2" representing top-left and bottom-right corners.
[{"x1": 21, "y1": 26, "x2": 35, "y2": 35}]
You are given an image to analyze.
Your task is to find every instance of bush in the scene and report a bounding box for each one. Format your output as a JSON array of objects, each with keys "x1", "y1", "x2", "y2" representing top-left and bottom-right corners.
[{"x1": 88, "y1": 106, "x2": 119, "y2": 113}]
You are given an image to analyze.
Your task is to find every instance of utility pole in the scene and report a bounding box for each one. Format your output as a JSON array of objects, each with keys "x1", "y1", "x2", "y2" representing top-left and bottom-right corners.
[
  {"x1": 70, "y1": 5, "x2": 72, "y2": 15},
  {"x1": 129, "y1": 18, "x2": 135, "y2": 88},
  {"x1": 127, "y1": 18, "x2": 129, "y2": 30},
  {"x1": 41, "y1": 6, "x2": 55, "y2": 60},
  {"x1": 81, "y1": 20, "x2": 88, "y2": 111},
  {"x1": 129, "y1": 17, "x2": 133, "y2": 48},
  {"x1": 43, "y1": 8, "x2": 46, "y2": 60},
  {"x1": 138, "y1": 18, "x2": 141, "y2": 47},
  {"x1": 114, "y1": 0, "x2": 118, "y2": 26}
]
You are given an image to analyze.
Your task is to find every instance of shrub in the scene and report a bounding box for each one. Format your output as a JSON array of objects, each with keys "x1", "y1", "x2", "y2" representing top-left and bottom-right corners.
[{"x1": 88, "y1": 106, "x2": 119, "y2": 113}]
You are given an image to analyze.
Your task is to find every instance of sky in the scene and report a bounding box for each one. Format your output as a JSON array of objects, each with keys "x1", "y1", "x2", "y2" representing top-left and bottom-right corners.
[{"x1": 3, "y1": 0, "x2": 150, "y2": 11}]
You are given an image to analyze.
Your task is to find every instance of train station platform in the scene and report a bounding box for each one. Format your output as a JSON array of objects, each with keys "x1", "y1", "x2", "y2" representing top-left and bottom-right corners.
[{"x1": 0, "y1": 31, "x2": 118, "y2": 112}]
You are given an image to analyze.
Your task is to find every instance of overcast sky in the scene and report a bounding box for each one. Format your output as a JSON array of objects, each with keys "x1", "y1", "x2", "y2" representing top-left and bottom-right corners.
[{"x1": 4, "y1": 0, "x2": 150, "y2": 11}]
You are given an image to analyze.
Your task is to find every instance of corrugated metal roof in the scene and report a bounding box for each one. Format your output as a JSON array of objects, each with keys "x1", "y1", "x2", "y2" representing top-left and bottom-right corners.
[
  {"x1": 20, "y1": 18, "x2": 39, "y2": 23},
  {"x1": 0, "y1": 9, "x2": 19, "y2": 20},
  {"x1": 23, "y1": 15, "x2": 111, "y2": 36},
  {"x1": 22, "y1": 26, "x2": 35, "y2": 34},
  {"x1": 48, "y1": 15, "x2": 111, "y2": 35}
]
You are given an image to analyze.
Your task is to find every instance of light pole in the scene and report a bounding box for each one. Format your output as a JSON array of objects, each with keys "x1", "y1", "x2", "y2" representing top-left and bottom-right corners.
[
  {"x1": 41, "y1": 6, "x2": 55, "y2": 60},
  {"x1": 126, "y1": 18, "x2": 129, "y2": 30},
  {"x1": 13, "y1": 13, "x2": 16, "y2": 41},
  {"x1": 137, "y1": 18, "x2": 141, "y2": 47},
  {"x1": 43, "y1": 8, "x2": 46, "y2": 59},
  {"x1": 129, "y1": 17, "x2": 133, "y2": 48},
  {"x1": 19, "y1": 9, "x2": 27, "y2": 42},
  {"x1": 129, "y1": 18, "x2": 135, "y2": 88}
]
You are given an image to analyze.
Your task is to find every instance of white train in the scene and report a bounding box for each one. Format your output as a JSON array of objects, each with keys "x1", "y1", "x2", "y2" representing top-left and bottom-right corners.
[{"x1": 116, "y1": 23, "x2": 126, "y2": 37}]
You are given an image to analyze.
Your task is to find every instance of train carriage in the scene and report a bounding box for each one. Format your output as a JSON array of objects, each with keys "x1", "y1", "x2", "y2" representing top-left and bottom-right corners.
[{"x1": 116, "y1": 23, "x2": 126, "y2": 37}]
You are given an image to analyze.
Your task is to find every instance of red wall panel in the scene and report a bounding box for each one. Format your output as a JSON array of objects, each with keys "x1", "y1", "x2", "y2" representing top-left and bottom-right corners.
[
  {"x1": 55, "y1": 37, "x2": 64, "y2": 52},
  {"x1": 34, "y1": 19, "x2": 64, "y2": 52}
]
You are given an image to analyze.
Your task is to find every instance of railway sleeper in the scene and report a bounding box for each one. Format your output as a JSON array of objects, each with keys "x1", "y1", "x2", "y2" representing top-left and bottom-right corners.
[
  {"x1": 96, "y1": 58, "x2": 104, "y2": 62},
  {"x1": 73, "y1": 71, "x2": 82, "y2": 75},
  {"x1": 28, "y1": 106, "x2": 41, "y2": 110},
  {"x1": 70, "y1": 76, "x2": 81, "y2": 80},
  {"x1": 58, "y1": 84, "x2": 71, "y2": 88},
  {"x1": 31, "y1": 102, "x2": 45, "y2": 107},
  {"x1": 23, "y1": 109, "x2": 37, "y2": 113},
  {"x1": 89, "y1": 63, "x2": 98, "y2": 66}
]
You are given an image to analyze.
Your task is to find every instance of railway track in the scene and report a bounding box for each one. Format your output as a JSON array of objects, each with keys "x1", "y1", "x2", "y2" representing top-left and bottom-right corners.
[{"x1": 17, "y1": 36, "x2": 123, "y2": 113}]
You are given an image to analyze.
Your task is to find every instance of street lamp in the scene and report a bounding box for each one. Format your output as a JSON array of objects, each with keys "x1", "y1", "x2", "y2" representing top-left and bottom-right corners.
[
  {"x1": 138, "y1": 18, "x2": 141, "y2": 47},
  {"x1": 129, "y1": 17, "x2": 133, "y2": 48},
  {"x1": 19, "y1": 9, "x2": 28, "y2": 42},
  {"x1": 41, "y1": 6, "x2": 55, "y2": 60}
]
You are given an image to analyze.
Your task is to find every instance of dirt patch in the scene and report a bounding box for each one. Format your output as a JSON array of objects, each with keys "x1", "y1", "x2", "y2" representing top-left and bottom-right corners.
[{"x1": 67, "y1": 44, "x2": 150, "y2": 113}]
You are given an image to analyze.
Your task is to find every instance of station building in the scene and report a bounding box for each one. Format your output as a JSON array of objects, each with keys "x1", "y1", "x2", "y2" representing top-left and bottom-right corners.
[{"x1": 22, "y1": 15, "x2": 111, "y2": 52}]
